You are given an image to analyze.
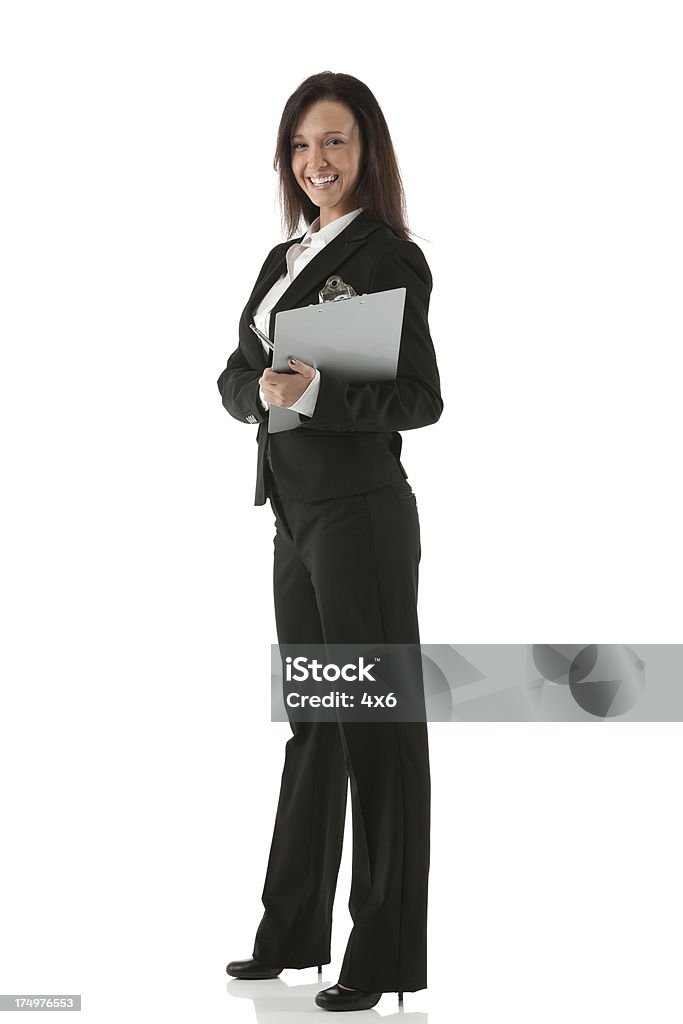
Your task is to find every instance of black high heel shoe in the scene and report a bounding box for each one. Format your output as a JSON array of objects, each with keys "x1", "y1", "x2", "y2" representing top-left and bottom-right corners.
[
  {"x1": 226, "y1": 957, "x2": 323, "y2": 980},
  {"x1": 314, "y1": 984, "x2": 404, "y2": 1011}
]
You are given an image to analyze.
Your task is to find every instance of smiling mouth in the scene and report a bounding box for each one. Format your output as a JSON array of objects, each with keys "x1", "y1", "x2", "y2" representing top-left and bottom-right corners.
[{"x1": 308, "y1": 175, "x2": 339, "y2": 188}]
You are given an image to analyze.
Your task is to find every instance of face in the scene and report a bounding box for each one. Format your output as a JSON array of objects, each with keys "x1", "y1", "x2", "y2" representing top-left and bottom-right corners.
[{"x1": 290, "y1": 99, "x2": 363, "y2": 227}]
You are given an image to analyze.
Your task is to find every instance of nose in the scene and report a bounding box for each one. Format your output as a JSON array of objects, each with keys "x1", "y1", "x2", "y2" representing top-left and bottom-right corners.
[{"x1": 306, "y1": 144, "x2": 330, "y2": 174}]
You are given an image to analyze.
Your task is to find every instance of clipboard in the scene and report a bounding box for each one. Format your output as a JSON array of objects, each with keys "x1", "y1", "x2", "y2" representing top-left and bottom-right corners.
[{"x1": 268, "y1": 287, "x2": 407, "y2": 433}]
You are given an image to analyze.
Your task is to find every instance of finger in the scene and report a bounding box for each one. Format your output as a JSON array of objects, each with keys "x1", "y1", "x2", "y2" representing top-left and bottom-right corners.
[{"x1": 288, "y1": 357, "x2": 314, "y2": 376}]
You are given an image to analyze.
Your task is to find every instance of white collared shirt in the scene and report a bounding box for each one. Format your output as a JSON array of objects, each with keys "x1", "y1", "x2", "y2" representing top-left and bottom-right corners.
[{"x1": 253, "y1": 207, "x2": 364, "y2": 416}]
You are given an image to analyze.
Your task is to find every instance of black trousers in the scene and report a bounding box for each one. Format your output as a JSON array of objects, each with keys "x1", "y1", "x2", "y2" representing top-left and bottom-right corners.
[{"x1": 251, "y1": 462, "x2": 430, "y2": 994}]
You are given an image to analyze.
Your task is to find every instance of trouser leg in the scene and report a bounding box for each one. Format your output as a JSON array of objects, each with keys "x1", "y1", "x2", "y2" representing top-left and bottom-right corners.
[
  {"x1": 252, "y1": 488, "x2": 348, "y2": 968},
  {"x1": 298, "y1": 483, "x2": 430, "y2": 993}
]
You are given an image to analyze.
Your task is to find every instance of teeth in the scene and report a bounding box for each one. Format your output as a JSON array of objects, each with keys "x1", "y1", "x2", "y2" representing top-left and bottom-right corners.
[{"x1": 311, "y1": 175, "x2": 338, "y2": 184}]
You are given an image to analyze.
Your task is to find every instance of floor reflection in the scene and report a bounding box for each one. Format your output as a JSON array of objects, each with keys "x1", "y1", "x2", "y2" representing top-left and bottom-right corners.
[{"x1": 226, "y1": 973, "x2": 428, "y2": 1022}]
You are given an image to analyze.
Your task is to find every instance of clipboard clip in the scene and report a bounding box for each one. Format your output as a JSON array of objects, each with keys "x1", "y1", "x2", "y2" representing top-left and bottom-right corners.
[{"x1": 319, "y1": 275, "x2": 357, "y2": 303}]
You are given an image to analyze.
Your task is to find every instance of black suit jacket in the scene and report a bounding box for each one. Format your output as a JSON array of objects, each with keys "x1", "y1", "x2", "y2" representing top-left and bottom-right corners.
[{"x1": 217, "y1": 209, "x2": 443, "y2": 505}]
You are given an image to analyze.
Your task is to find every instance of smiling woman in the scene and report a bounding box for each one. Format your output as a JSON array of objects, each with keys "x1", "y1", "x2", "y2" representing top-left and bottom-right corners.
[
  {"x1": 273, "y1": 71, "x2": 412, "y2": 243},
  {"x1": 218, "y1": 70, "x2": 442, "y2": 1014},
  {"x1": 289, "y1": 102, "x2": 362, "y2": 218}
]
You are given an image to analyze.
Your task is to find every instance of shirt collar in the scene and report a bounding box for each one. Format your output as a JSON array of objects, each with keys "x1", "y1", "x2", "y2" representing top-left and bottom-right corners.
[{"x1": 299, "y1": 207, "x2": 364, "y2": 249}]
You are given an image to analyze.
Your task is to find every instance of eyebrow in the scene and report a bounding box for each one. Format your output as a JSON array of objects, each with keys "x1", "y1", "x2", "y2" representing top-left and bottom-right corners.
[{"x1": 291, "y1": 131, "x2": 348, "y2": 139}]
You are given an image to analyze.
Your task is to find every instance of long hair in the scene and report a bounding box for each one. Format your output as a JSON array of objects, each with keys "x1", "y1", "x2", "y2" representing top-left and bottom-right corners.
[{"x1": 274, "y1": 72, "x2": 411, "y2": 242}]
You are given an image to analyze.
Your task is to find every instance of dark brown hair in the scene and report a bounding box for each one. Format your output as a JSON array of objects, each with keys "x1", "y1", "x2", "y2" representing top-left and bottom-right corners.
[{"x1": 273, "y1": 72, "x2": 411, "y2": 242}]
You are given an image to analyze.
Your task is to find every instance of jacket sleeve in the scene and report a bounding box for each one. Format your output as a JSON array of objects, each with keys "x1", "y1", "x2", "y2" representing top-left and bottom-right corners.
[
  {"x1": 216, "y1": 244, "x2": 281, "y2": 425},
  {"x1": 297, "y1": 238, "x2": 443, "y2": 432},
  {"x1": 216, "y1": 344, "x2": 268, "y2": 425}
]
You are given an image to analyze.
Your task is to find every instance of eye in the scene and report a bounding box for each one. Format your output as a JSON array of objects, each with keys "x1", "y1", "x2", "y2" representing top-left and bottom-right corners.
[{"x1": 291, "y1": 138, "x2": 344, "y2": 149}]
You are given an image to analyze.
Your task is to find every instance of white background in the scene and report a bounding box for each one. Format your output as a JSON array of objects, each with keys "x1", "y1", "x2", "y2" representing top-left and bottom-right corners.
[{"x1": 1, "y1": 1, "x2": 681, "y2": 1022}]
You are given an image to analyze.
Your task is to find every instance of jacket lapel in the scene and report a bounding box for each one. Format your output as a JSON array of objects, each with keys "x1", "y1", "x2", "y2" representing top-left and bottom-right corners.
[
  {"x1": 241, "y1": 209, "x2": 384, "y2": 369},
  {"x1": 245, "y1": 206, "x2": 385, "y2": 356},
  {"x1": 265, "y1": 210, "x2": 382, "y2": 344}
]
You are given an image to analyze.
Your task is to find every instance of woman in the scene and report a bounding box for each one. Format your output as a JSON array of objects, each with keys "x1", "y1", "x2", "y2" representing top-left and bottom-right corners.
[{"x1": 217, "y1": 71, "x2": 443, "y2": 1013}]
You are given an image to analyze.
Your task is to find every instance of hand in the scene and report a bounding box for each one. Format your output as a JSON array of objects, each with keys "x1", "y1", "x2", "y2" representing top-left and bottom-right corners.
[{"x1": 259, "y1": 358, "x2": 316, "y2": 408}]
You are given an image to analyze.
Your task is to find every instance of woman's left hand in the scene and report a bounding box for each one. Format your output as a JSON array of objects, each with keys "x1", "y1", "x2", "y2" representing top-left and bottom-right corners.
[{"x1": 259, "y1": 358, "x2": 316, "y2": 408}]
